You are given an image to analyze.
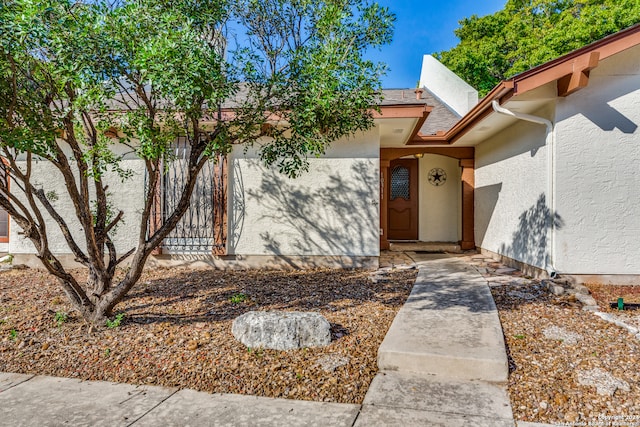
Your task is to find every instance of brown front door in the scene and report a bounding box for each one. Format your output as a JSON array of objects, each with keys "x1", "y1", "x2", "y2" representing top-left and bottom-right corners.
[{"x1": 388, "y1": 159, "x2": 418, "y2": 240}]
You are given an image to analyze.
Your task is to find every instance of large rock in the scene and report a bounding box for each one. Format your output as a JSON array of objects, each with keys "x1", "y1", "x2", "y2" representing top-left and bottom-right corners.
[{"x1": 232, "y1": 311, "x2": 331, "y2": 350}]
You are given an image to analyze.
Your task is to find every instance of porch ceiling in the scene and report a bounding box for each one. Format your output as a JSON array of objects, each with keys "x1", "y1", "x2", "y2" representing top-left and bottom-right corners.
[{"x1": 378, "y1": 117, "x2": 421, "y2": 147}]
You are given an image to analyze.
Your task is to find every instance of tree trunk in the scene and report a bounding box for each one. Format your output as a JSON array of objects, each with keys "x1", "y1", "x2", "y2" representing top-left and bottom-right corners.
[
  {"x1": 85, "y1": 305, "x2": 110, "y2": 326},
  {"x1": 61, "y1": 275, "x2": 118, "y2": 326}
]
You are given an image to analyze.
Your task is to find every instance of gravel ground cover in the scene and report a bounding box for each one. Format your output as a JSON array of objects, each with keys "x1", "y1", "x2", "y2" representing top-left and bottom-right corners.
[
  {"x1": 587, "y1": 283, "x2": 640, "y2": 334},
  {"x1": 477, "y1": 256, "x2": 640, "y2": 425},
  {"x1": 0, "y1": 266, "x2": 416, "y2": 403}
]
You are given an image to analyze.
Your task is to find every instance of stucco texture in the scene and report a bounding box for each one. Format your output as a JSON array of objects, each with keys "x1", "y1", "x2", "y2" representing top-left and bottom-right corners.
[
  {"x1": 475, "y1": 45, "x2": 640, "y2": 276},
  {"x1": 418, "y1": 154, "x2": 461, "y2": 242},
  {"x1": 9, "y1": 159, "x2": 146, "y2": 257},
  {"x1": 474, "y1": 111, "x2": 551, "y2": 270},
  {"x1": 553, "y1": 45, "x2": 640, "y2": 275},
  {"x1": 228, "y1": 131, "x2": 380, "y2": 258}
]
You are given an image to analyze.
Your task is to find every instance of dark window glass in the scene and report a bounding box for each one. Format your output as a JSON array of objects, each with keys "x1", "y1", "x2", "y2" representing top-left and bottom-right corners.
[
  {"x1": 391, "y1": 166, "x2": 410, "y2": 200},
  {"x1": 0, "y1": 208, "x2": 7, "y2": 237}
]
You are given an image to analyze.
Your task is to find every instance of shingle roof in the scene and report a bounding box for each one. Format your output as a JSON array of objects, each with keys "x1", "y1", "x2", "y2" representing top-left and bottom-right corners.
[
  {"x1": 379, "y1": 89, "x2": 428, "y2": 105},
  {"x1": 418, "y1": 87, "x2": 461, "y2": 135},
  {"x1": 380, "y1": 88, "x2": 460, "y2": 135},
  {"x1": 104, "y1": 85, "x2": 461, "y2": 135}
]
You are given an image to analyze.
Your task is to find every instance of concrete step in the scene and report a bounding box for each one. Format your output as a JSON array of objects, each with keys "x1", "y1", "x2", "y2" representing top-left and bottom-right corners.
[
  {"x1": 357, "y1": 371, "x2": 514, "y2": 427},
  {"x1": 389, "y1": 242, "x2": 462, "y2": 253},
  {"x1": 377, "y1": 257, "x2": 509, "y2": 382}
]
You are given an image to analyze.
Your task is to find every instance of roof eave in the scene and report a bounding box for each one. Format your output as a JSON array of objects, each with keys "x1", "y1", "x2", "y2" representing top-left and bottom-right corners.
[
  {"x1": 409, "y1": 82, "x2": 514, "y2": 145},
  {"x1": 408, "y1": 24, "x2": 640, "y2": 146}
]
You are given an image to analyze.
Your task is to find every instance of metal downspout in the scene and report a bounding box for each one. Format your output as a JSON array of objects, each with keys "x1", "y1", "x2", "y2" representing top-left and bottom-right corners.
[{"x1": 491, "y1": 100, "x2": 557, "y2": 278}]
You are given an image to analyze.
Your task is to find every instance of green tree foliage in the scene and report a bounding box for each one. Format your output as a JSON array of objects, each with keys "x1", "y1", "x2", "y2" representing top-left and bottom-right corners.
[
  {"x1": 0, "y1": 0, "x2": 394, "y2": 324},
  {"x1": 437, "y1": 0, "x2": 640, "y2": 97}
]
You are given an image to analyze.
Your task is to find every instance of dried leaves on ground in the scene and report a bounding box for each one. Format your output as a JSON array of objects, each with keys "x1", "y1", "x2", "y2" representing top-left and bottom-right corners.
[
  {"x1": 0, "y1": 267, "x2": 416, "y2": 403},
  {"x1": 482, "y1": 260, "x2": 640, "y2": 425}
]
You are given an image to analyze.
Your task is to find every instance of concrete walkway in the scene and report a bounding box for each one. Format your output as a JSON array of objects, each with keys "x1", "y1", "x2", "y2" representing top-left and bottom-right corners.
[
  {"x1": 0, "y1": 254, "x2": 516, "y2": 426},
  {"x1": 378, "y1": 255, "x2": 508, "y2": 381},
  {"x1": 358, "y1": 254, "x2": 515, "y2": 426}
]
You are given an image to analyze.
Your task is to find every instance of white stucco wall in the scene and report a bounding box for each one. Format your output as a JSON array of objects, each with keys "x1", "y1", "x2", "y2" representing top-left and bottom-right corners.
[
  {"x1": 553, "y1": 45, "x2": 640, "y2": 275},
  {"x1": 418, "y1": 154, "x2": 460, "y2": 242},
  {"x1": 6, "y1": 129, "x2": 381, "y2": 262},
  {"x1": 474, "y1": 110, "x2": 551, "y2": 269},
  {"x1": 8, "y1": 157, "x2": 146, "y2": 256},
  {"x1": 419, "y1": 55, "x2": 478, "y2": 117},
  {"x1": 228, "y1": 129, "x2": 380, "y2": 257}
]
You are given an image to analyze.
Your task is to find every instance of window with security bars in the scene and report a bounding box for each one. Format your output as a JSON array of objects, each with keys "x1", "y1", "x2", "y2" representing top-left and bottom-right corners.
[
  {"x1": 0, "y1": 164, "x2": 8, "y2": 242},
  {"x1": 390, "y1": 165, "x2": 410, "y2": 200},
  {"x1": 147, "y1": 137, "x2": 227, "y2": 254}
]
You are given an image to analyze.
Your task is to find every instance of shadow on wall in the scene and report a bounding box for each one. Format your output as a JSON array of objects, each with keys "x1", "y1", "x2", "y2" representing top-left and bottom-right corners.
[
  {"x1": 555, "y1": 75, "x2": 638, "y2": 134},
  {"x1": 581, "y1": 102, "x2": 637, "y2": 134},
  {"x1": 499, "y1": 194, "x2": 564, "y2": 269},
  {"x1": 474, "y1": 117, "x2": 548, "y2": 170},
  {"x1": 475, "y1": 183, "x2": 503, "y2": 247},
  {"x1": 245, "y1": 161, "x2": 378, "y2": 268}
]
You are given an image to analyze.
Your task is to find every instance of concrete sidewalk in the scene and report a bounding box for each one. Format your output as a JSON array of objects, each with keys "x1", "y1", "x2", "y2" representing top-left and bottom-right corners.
[
  {"x1": 0, "y1": 372, "x2": 360, "y2": 427},
  {"x1": 0, "y1": 254, "x2": 516, "y2": 426}
]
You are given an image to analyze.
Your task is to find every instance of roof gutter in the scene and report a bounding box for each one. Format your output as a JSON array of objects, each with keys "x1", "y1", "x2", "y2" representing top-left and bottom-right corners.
[{"x1": 491, "y1": 100, "x2": 552, "y2": 130}]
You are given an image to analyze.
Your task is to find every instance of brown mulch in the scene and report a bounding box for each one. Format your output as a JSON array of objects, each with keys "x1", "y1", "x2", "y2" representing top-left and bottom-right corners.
[
  {"x1": 487, "y1": 269, "x2": 640, "y2": 424},
  {"x1": 0, "y1": 266, "x2": 416, "y2": 403}
]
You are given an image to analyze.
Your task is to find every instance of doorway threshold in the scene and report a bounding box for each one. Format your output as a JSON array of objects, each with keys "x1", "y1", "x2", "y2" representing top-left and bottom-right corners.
[{"x1": 389, "y1": 241, "x2": 462, "y2": 253}]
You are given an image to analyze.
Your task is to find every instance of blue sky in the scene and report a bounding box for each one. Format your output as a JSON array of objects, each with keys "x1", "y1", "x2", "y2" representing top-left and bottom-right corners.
[{"x1": 367, "y1": 0, "x2": 506, "y2": 88}]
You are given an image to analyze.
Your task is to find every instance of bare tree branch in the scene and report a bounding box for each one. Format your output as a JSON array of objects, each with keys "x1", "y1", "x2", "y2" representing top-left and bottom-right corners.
[{"x1": 32, "y1": 188, "x2": 90, "y2": 266}]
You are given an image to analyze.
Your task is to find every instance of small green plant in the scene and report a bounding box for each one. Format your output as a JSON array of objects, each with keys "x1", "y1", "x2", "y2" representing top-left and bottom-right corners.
[
  {"x1": 229, "y1": 293, "x2": 247, "y2": 304},
  {"x1": 9, "y1": 329, "x2": 18, "y2": 341},
  {"x1": 54, "y1": 310, "x2": 68, "y2": 327},
  {"x1": 45, "y1": 191, "x2": 59, "y2": 202},
  {"x1": 247, "y1": 347, "x2": 263, "y2": 358},
  {"x1": 104, "y1": 348, "x2": 111, "y2": 357},
  {"x1": 105, "y1": 313, "x2": 125, "y2": 329},
  {"x1": 514, "y1": 334, "x2": 525, "y2": 339}
]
